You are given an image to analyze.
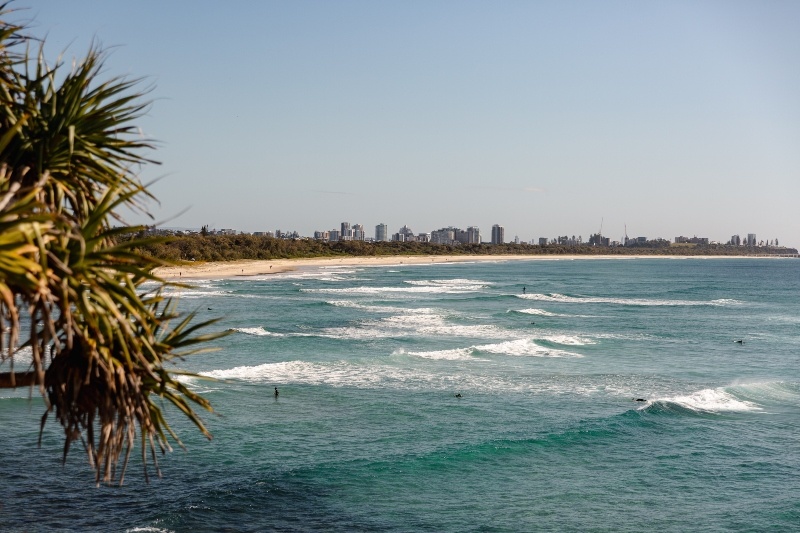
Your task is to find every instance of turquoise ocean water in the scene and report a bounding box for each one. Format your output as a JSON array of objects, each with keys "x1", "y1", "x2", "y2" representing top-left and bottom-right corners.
[{"x1": 2, "y1": 258, "x2": 799, "y2": 532}]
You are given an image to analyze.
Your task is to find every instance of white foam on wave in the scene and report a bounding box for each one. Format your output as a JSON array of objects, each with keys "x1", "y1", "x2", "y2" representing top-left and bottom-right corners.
[
  {"x1": 710, "y1": 298, "x2": 743, "y2": 306},
  {"x1": 519, "y1": 293, "x2": 740, "y2": 307},
  {"x1": 198, "y1": 359, "x2": 604, "y2": 394},
  {"x1": 516, "y1": 308, "x2": 562, "y2": 317},
  {"x1": 407, "y1": 347, "x2": 478, "y2": 360},
  {"x1": 161, "y1": 281, "x2": 270, "y2": 300},
  {"x1": 305, "y1": 278, "x2": 490, "y2": 296},
  {"x1": 405, "y1": 278, "x2": 491, "y2": 289},
  {"x1": 230, "y1": 327, "x2": 284, "y2": 337},
  {"x1": 475, "y1": 338, "x2": 581, "y2": 357},
  {"x1": 203, "y1": 361, "x2": 401, "y2": 387},
  {"x1": 318, "y1": 313, "x2": 505, "y2": 340},
  {"x1": 538, "y1": 334, "x2": 596, "y2": 346},
  {"x1": 315, "y1": 276, "x2": 352, "y2": 282},
  {"x1": 326, "y1": 300, "x2": 436, "y2": 315},
  {"x1": 652, "y1": 387, "x2": 761, "y2": 413},
  {"x1": 410, "y1": 338, "x2": 580, "y2": 359},
  {"x1": 161, "y1": 287, "x2": 231, "y2": 299}
]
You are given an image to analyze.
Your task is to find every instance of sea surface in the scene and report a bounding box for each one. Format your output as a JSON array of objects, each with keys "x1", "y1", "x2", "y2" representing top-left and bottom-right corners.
[{"x1": 1, "y1": 257, "x2": 799, "y2": 532}]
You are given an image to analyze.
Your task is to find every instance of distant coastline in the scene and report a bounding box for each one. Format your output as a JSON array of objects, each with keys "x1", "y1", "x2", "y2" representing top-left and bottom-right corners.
[
  {"x1": 131, "y1": 234, "x2": 798, "y2": 270},
  {"x1": 153, "y1": 253, "x2": 796, "y2": 280}
]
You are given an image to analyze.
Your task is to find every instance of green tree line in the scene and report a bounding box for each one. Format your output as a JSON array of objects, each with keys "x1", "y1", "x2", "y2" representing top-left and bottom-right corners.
[{"x1": 123, "y1": 233, "x2": 798, "y2": 262}]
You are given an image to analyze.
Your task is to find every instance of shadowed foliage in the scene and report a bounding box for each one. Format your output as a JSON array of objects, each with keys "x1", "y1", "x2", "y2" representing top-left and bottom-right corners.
[
  {"x1": 126, "y1": 232, "x2": 797, "y2": 263},
  {"x1": 0, "y1": 4, "x2": 226, "y2": 485}
]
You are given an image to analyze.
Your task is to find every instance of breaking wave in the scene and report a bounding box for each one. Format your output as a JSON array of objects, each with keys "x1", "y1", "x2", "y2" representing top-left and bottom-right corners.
[
  {"x1": 519, "y1": 293, "x2": 743, "y2": 307},
  {"x1": 229, "y1": 327, "x2": 285, "y2": 337},
  {"x1": 641, "y1": 387, "x2": 762, "y2": 414}
]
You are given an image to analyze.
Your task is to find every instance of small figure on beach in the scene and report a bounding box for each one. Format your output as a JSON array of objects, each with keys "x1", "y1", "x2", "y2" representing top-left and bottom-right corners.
[{"x1": 274, "y1": 387, "x2": 279, "y2": 398}]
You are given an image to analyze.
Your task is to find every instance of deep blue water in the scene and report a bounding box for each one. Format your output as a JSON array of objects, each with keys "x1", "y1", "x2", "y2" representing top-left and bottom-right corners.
[{"x1": 2, "y1": 258, "x2": 799, "y2": 531}]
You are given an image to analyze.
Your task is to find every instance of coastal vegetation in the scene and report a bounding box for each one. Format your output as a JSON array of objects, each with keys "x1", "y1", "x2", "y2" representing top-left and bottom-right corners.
[
  {"x1": 0, "y1": 6, "x2": 223, "y2": 484},
  {"x1": 126, "y1": 233, "x2": 798, "y2": 263}
]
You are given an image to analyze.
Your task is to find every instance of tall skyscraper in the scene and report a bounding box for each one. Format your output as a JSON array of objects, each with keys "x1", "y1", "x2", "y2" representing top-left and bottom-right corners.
[
  {"x1": 340, "y1": 222, "x2": 351, "y2": 240},
  {"x1": 491, "y1": 224, "x2": 504, "y2": 245},
  {"x1": 467, "y1": 226, "x2": 480, "y2": 244},
  {"x1": 375, "y1": 223, "x2": 388, "y2": 242}
]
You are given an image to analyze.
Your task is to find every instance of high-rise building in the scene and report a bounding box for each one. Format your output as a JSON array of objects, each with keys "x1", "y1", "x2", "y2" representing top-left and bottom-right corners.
[
  {"x1": 491, "y1": 224, "x2": 504, "y2": 245},
  {"x1": 375, "y1": 223, "x2": 388, "y2": 242},
  {"x1": 352, "y1": 223, "x2": 365, "y2": 241},
  {"x1": 747, "y1": 233, "x2": 757, "y2": 246},
  {"x1": 398, "y1": 225, "x2": 414, "y2": 239},
  {"x1": 340, "y1": 222, "x2": 352, "y2": 241},
  {"x1": 431, "y1": 228, "x2": 455, "y2": 244},
  {"x1": 467, "y1": 226, "x2": 480, "y2": 244}
]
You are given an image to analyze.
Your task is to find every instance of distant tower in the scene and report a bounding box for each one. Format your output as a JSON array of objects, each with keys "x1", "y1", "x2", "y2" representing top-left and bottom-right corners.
[
  {"x1": 340, "y1": 222, "x2": 351, "y2": 240},
  {"x1": 398, "y1": 225, "x2": 415, "y2": 240},
  {"x1": 375, "y1": 223, "x2": 388, "y2": 242},
  {"x1": 747, "y1": 233, "x2": 757, "y2": 246},
  {"x1": 491, "y1": 224, "x2": 504, "y2": 245},
  {"x1": 467, "y1": 226, "x2": 481, "y2": 244}
]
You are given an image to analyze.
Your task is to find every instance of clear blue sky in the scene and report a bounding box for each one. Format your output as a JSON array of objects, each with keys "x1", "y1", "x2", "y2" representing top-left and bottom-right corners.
[{"x1": 20, "y1": 1, "x2": 800, "y2": 246}]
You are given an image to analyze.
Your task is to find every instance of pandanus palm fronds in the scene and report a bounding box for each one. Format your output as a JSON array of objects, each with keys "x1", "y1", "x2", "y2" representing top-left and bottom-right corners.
[{"x1": 0, "y1": 5, "x2": 228, "y2": 485}]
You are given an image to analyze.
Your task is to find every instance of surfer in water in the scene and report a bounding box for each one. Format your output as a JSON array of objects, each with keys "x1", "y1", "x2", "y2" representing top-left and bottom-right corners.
[
  {"x1": 522, "y1": 286, "x2": 526, "y2": 294},
  {"x1": 455, "y1": 393, "x2": 462, "y2": 398},
  {"x1": 633, "y1": 398, "x2": 647, "y2": 402},
  {"x1": 274, "y1": 387, "x2": 279, "y2": 398}
]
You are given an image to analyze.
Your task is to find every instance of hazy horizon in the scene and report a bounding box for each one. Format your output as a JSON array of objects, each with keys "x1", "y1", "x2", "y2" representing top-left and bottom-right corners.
[{"x1": 22, "y1": 1, "x2": 800, "y2": 247}]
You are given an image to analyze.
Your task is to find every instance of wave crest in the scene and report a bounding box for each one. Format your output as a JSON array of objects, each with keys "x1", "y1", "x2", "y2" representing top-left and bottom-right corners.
[{"x1": 519, "y1": 293, "x2": 742, "y2": 307}]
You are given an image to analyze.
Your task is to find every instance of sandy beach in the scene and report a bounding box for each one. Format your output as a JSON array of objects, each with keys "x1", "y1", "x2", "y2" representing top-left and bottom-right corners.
[{"x1": 152, "y1": 254, "x2": 759, "y2": 280}]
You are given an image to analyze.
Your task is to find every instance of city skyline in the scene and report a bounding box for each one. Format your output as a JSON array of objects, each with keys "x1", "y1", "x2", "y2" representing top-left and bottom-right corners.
[
  {"x1": 24, "y1": 1, "x2": 800, "y2": 248},
  {"x1": 192, "y1": 220, "x2": 783, "y2": 249}
]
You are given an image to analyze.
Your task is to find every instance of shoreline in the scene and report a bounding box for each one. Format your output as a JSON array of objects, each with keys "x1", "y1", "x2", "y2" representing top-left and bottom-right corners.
[{"x1": 152, "y1": 254, "x2": 786, "y2": 280}]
